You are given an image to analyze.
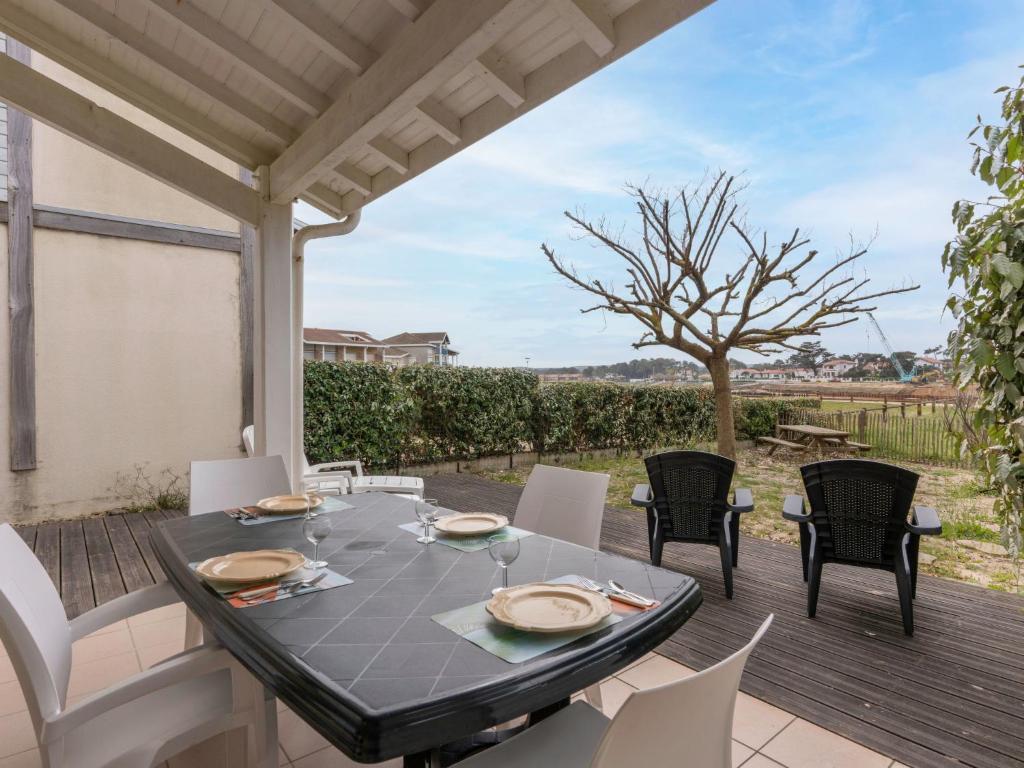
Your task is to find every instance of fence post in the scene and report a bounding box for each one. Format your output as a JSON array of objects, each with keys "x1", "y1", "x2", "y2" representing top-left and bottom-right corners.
[
  {"x1": 931, "y1": 400, "x2": 936, "y2": 414},
  {"x1": 917, "y1": 402, "x2": 922, "y2": 416},
  {"x1": 858, "y1": 409, "x2": 867, "y2": 442},
  {"x1": 900, "y1": 402, "x2": 906, "y2": 418}
]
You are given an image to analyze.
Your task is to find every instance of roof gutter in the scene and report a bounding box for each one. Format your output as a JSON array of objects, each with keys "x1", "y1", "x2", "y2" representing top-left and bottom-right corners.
[{"x1": 290, "y1": 211, "x2": 361, "y2": 489}]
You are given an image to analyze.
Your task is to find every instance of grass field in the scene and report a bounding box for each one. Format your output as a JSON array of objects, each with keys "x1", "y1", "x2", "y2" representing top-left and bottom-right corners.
[
  {"x1": 816, "y1": 399, "x2": 954, "y2": 418},
  {"x1": 479, "y1": 446, "x2": 1019, "y2": 593}
]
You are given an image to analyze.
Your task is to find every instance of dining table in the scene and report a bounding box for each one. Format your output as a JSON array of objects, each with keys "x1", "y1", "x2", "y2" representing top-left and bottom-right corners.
[{"x1": 150, "y1": 492, "x2": 703, "y2": 766}]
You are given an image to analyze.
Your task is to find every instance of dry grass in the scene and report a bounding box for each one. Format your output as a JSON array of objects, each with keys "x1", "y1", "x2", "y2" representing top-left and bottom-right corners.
[{"x1": 479, "y1": 446, "x2": 1020, "y2": 593}]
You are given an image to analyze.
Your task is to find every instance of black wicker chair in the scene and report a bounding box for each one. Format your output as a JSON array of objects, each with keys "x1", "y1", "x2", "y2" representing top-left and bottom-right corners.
[
  {"x1": 631, "y1": 450, "x2": 753, "y2": 599},
  {"x1": 782, "y1": 459, "x2": 942, "y2": 636}
]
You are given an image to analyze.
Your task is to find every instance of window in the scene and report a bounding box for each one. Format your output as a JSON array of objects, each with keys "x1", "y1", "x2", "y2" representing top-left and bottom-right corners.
[{"x1": 304, "y1": 343, "x2": 315, "y2": 360}]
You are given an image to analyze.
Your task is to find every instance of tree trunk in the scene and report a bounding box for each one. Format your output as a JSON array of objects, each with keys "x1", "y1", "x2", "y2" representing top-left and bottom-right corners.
[{"x1": 707, "y1": 355, "x2": 737, "y2": 460}]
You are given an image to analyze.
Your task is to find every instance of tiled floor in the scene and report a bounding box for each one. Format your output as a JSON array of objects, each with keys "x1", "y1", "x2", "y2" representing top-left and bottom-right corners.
[{"x1": 0, "y1": 604, "x2": 903, "y2": 768}]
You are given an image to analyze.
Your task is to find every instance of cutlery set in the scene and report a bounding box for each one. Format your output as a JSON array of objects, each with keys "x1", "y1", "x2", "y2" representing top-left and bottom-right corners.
[
  {"x1": 577, "y1": 577, "x2": 656, "y2": 608},
  {"x1": 230, "y1": 571, "x2": 328, "y2": 602}
]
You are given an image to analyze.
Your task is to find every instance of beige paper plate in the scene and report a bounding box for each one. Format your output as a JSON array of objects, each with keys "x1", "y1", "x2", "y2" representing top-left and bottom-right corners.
[
  {"x1": 434, "y1": 512, "x2": 509, "y2": 537},
  {"x1": 195, "y1": 549, "x2": 306, "y2": 585},
  {"x1": 256, "y1": 494, "x2": 324, "y2": 514},
  {"x1": 486, "y1": 583, "x2": 612, "y2": 633}
]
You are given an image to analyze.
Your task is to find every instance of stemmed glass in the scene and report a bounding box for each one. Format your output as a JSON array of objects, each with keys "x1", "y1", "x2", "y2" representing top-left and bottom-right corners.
[
  {"x1": 488, "y1": 534, "x2": 521, "y2": 594},
  {"x1": 302, "y1": 488, "x2": 331, "y2": 569},
  {"x1": 415, "y1": 498, "x2": 439, "y2": 544}
]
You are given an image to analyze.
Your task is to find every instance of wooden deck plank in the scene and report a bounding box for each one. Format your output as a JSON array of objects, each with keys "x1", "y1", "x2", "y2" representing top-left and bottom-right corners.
[
  {"x1": 59, "y1": 521, "x2": 95, "y2": 619},
  {"x1": 81, "y1": 517, "x2": 126, "y2": 606},
  {"x1": 104, "y1": 514, "x2": 154, "y2": 593},
  {"x1": 32, "y1": 521, "x2": 60, "y2": 593},
  {"x1": 16, "y1": 525, "x2": 36, "y2": 549},
  {"x1": 124, "y1": 511, "x2": 166, "y2": 583}
]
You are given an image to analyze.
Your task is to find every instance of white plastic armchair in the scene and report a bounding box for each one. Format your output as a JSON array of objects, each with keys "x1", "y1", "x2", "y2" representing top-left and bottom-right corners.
[
  {"x1": 242, "y1": 426, "x2": 352, "y2": 495},
  {"x1": 0, "y1": 524, "x2": 276, "y2": 768}
]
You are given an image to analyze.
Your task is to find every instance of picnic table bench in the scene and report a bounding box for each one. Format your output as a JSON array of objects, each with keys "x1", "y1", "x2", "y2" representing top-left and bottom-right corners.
[{"x1": 756, "y1": 435, "x2": 807, "y2": 455}]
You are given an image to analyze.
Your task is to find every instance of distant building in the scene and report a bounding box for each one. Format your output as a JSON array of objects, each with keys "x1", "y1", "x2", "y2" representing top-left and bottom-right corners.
[
  {"x1": 539, "y1": 372, "x2": 584, "y2": 383},
  {"x1": 381, "y1": 332, "x2": 459, "y2": 366},
  {"x1": 821, "y1": 358, "x2": 856, "y2": 379}
]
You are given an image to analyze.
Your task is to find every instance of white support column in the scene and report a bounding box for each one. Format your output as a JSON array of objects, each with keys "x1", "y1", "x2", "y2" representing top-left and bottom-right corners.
[{"x1": 252, "y1": 169, "x2": 296, "y2": 486}]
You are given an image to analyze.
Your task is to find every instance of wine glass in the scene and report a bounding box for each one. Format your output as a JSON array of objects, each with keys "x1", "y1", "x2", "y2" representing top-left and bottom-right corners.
[
  {"x1": 302, "y1": 510, "x2": 332, "y2": 570},
  {"x1": 415, "y1": 498, "x2": 439, "y2": 544},
  {"x1": 488, "y1": 534, "x2": 521, "y2": 594}
]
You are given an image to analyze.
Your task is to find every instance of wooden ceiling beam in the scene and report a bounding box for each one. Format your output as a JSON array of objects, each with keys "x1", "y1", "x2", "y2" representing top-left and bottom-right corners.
[
  {"x1": 263, "y1": 0, "x2": 376, "y2": 74},
  {"x1": 550, "y1": 0, "x2": 615, "y2": 56},
  {"x1": 413, "y1": 97, "x2": 461, "y2": 144},
  {"x1": 0, "y1": 54, "x2": 260, "y2": 224},
  {"x1": 0, "y1": 0, "x2": 272, "y2": 168},
  {"x1": 367, "y1": 136, "x2": 410, "y2": 174},
  {"x1": 269, "y1": 0, "x2": 539, "y2": 203},
  {"x1": 471, "y1": 49, "x2": 525, "y2": 107},
  {"x1": 141, "y1": 0, "x2": 331, "y2": 116},
  {"x1": 384, "y1": 0, "x2": 432, "y2": 21},
  {"x1": 335, "y1": 163, "x2": 373, "y2": 196},
  {"x1": 49, "y1": 0, "x2": 298, "y2": 147}
]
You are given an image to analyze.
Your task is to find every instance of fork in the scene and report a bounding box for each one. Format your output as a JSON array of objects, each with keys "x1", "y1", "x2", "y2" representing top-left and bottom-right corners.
[{"x1": 577, "y1": 577, "x2": 653, "y2": 608}]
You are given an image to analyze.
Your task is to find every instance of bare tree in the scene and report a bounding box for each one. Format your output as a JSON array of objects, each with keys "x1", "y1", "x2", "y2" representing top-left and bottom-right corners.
[{"x1": 541, "y1": 171, "x2": 918, "y2": 459}]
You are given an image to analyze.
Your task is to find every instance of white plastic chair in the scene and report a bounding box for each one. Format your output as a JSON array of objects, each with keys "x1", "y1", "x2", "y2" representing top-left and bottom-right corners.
[
  {"x1": 242, "y1": 426, "x2": 425, "y2": 499},
  {"x1": 513, "y1": 464, "x2": 610, "y2": 707},
  {"x1": 514, "y1": 464, "x2": 610, "y2": 550},
  {"x1": 189, "y1": 455, "x2": 292, "y2": 516},
  {"x1": 457, "y1": 615, "x2": 774, "y2": 768},
  {"x1": 185, "y1": 455, "x2": 292, "y2": 646},
  {"x1": 0, "y1": 524, "x2": 276, "y2": 768}
]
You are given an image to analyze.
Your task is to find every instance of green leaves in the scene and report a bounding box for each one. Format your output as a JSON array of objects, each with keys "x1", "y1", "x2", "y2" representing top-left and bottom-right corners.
[{"x1": 944, "y1": 66, "x2": 1024, "y2": 558}]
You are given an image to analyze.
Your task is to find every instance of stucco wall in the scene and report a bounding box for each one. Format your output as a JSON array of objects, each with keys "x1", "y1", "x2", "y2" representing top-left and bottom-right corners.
[
  {"x1": 0, "y1": 228, "x2": 243, "y2": 522},
  {"x1": 1, "y1": 50, "x2": 247, "y2": 523}
]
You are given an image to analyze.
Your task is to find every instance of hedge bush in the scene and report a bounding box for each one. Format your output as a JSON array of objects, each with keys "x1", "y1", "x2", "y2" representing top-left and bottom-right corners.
[{"x1": 304, "y1": 361, "x2": 818, "y2": 469}]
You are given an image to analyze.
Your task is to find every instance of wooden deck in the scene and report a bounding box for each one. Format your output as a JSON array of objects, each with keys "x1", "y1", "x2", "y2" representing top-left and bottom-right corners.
[{"x1": 17, "y1": 475, "x2": 1024, "y2": 768}]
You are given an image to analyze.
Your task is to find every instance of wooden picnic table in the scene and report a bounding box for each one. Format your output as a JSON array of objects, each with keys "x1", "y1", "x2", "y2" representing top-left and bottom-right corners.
[{"x1": 776, "y1": 424, "x2": 871, "y2": 453}]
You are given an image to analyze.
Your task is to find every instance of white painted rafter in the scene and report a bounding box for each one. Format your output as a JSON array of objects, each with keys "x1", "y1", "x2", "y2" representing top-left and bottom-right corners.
[
  {"x1": 335, "y1": 163, "x2": 373, "y2": 196},
  {"x1": 0, "y1": 0, "x2": 271, "y2": 168},
  {"x1": 385, "y1": 0, "x2": 432, "y2": 21},
  {"x1": 470, "y1": 49, "x2": 525, "y2": 107},
  {"x1": 550, "y1": 0, "x2": 615, "y2": 56},
  {"x1": 141, "y1": 0, "x2": 331, "y2": 116},
  {"x1": 413, "y1": 98, "x2": 462, "y2": 144},
  {"x1": 49, "y1": 0, "x2": 298, "y2": 146},
  {"x1": 263, "y1": 0, "x2": 376, "y2": 74},
  {"x1": 367, "y1": 137, "x2": 410, "y2": 174},
  {"x1": 0, "y1": 54, "x2": 260, "y2": 224},
  {"x1": 268, "y1": 0, "x2": 540, "y2": 203}
]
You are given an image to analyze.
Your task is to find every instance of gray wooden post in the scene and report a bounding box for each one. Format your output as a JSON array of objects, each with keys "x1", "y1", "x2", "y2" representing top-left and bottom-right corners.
[{"x1": 6, "y1": 38, "x2": 35, "y2": 471}]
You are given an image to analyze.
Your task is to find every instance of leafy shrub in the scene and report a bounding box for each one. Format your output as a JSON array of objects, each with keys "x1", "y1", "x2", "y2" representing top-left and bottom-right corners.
[
  {"x1": 304, "y1": 362, "x2": 812, "y2": 467},
  {"x1": 304, "y1": 361, "x2": 416, "y2": 468},
  {"x1": 396, "y1": 366, "x2": 537, "y2": 461}
]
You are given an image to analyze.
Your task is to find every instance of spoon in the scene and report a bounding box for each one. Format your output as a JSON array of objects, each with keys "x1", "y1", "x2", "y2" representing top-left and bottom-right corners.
[{"x1": 607, "y1": 579, "x2": 655, "y2": 607}]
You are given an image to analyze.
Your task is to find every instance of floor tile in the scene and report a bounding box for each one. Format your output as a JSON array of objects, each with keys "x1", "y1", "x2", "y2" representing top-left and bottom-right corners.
[
  {"x1": 82, "y1": 619, "x2": 129, "y2": 639},
  {"x1": 137, "y1": 640, "x2": 184, "y2": 670},
  {"x1": 0, "y1": 681, "x2": 26, "y2": 718},
  {"x1": 732, "y1": 740, "x2": 755, "y2": 767},
  {"x1": 291, "y1": 745, "x2": 401, "y2": 767},
  {"x1": 128, "y1": 615, "x2": 186, "y2": 649},
  {"x1": 0, "y1": 656, "x2": 16, "y2": 685},
  {"x1": 127, "y1": 602, "x2": 186, "y2": 628},
  {"x1": 617, "y1": 653, "x2": 694, "y2": 688},
  {"x1": 0, "y1": 712, "x2": 37, "y2": 758},
  {"x1": 739, "y1": 755, "x2": 786, "y2": 768},
  {"x1": 760, "y1": 719, "x2": 891, "y2": 768},
  {"x1": 731, "y1": 692, "x2": 796, "y2": 750},
  {"x1": 0, "y1": 749, "x2": 41, "y2": 768},
  {"x1": 621, "y1": 651, "x2": 656, "y2": 672},
  {"x1": 67, "y1": 650, "x2": 140, "y2": 699},
  {"x1": 72, "y1": 627, "x2": 134, "y2": 665},
  {"x1": 278, "y1": 707, "x2": 330, "y2": 761},
  {"x1": 596, "y1": 678, "x2": 636, "y2": 717}
]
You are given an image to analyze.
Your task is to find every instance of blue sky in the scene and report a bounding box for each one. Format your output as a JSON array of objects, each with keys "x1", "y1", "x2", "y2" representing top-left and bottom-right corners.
[{"x1": 299, "y1": 0, "x2": 1024, "y2": 368}]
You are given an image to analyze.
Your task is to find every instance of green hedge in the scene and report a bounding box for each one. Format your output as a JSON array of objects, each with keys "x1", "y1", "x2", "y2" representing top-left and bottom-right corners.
[{"x1": 304, "y1": 361, "x2": 818, "y2": 469}]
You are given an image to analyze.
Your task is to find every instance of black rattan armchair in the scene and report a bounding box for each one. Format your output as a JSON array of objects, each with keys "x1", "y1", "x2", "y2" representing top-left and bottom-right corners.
[
  {"x1": 631, "y1": 450, "x2": 753, "y2": 599},
  {"x1": 783, "y1": 459, "x2": 942, "y2": 635}
]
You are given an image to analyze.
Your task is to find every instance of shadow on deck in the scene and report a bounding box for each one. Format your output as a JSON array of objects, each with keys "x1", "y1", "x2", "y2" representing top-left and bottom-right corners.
[{"x1": 16, "y1": 473, "x2": 1024, "y2": 768}]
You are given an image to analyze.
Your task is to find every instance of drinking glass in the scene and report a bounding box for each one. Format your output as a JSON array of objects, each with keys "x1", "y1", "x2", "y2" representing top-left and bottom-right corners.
[
  {"x1": 302, "y1": 504, "x2": 331, "y2": 569},
  {"x1": 488, "y1": 534, "x2": 521, "y2": 593},
  {"x1": 415, "y1": 498, "x2": 439, "y2": 544}
]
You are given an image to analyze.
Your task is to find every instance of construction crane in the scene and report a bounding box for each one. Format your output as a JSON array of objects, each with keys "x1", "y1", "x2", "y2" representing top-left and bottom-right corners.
[{"x1": 866, "y1": 312, "x2": 917, "y2": 382}]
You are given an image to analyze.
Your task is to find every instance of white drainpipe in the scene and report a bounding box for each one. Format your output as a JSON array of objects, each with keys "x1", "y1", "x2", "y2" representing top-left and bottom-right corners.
[{"x1": 290, "y1": 211, "x2": 361, "y2": 489}]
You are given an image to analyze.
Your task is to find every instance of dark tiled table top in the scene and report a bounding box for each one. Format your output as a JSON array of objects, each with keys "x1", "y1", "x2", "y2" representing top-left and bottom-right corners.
[{"x1": 151, "y1": 492, "x2": 701, "y2": 762}]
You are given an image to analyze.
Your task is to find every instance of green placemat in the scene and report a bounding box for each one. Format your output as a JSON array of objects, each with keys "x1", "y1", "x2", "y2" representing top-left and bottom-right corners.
[
  {"x1": 432, "y1": 576, "x2": 622, "y2": 663},
  {"x1": 398, "y1": 521, "x2": 534, "y2": 552}
]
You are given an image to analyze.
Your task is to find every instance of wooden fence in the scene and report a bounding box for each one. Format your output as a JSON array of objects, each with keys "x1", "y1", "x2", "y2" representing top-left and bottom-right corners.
[{"x1": 777, "y1": 404, "x2": 970, "y2": 467}]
